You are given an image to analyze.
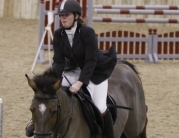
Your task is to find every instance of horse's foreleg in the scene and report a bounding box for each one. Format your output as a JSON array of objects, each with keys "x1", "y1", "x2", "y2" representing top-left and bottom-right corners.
[
  {"x1": 134, "y1": 117, "x2": 148, "y2": 138},
  {"x1": 138, "y1": 105, "x2": 148, "y2": 138},
  {"x1": 139, "y1": 117, "x2": 148, "y2": 138}
]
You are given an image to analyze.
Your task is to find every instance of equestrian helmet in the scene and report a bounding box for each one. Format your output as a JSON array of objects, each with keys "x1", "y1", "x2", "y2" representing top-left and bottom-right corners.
[{"x1": 55, "y1": 0, "x2": 81, "y2": 16}]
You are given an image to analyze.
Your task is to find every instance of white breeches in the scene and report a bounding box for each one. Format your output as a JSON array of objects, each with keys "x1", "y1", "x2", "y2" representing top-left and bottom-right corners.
[
  {"x1": 61, "y1": 68, "x2": 108, "y2": 113},
  {"x1": 87, "y1": 80, "x2": 108, "y2": 113}
]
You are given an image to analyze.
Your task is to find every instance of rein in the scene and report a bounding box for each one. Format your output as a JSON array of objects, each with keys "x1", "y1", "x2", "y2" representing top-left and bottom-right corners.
[
  {"x1": 51, "y1": 74, "x2": 78, "y2": 138},
  {"x1": 55, "y1": 91, "x2": 74, "y2": 138}
]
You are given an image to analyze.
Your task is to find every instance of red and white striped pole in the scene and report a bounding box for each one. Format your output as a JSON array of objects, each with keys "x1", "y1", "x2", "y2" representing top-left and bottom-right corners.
[
  {"x1": 93, "y1": 5, "x2": 179, "y2": 10},
  {"x1": 93, "y1": 17, "x2": 179, "y2": 23},
  {"x1": 95, "y1": 9, "x2": 179, "y2": 15}
]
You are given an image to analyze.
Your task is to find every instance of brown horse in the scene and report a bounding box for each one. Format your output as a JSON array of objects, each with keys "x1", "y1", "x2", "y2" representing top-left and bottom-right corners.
[{"x1": 25, "y1": 61, "x2": 147, "y2": 138}]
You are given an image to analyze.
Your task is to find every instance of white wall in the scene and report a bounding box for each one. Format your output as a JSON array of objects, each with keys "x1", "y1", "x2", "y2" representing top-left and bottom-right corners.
[
  {"x1": 0, "y1": 0, "x2": 39, "y2": 19},
  {"x1": 0, "y1": 0, "x2": 4, "y2": 17},
  {"x1": 0, "y1": 0, "x2": 179, "y2": 19}
]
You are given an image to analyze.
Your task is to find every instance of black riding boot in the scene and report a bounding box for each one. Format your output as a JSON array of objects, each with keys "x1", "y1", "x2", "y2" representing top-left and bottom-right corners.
[
  {"x1": 25, "y1": 122, "x2": 34, "y2": 137},
  {"x1": 103, "y1": 110, "x2": 114, "y2": 138}
]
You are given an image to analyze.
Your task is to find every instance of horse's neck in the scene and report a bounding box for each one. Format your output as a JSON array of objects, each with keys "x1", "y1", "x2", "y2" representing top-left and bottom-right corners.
[
  {"x1": 56, "y1": 89, "x2": 91, "y2": 137},
  {"x1": 58, "y1": 90, "x2": 72, "y2": 120},
  {"x1": 58, "y1": 90, "x2": 84, "y2": 122}
]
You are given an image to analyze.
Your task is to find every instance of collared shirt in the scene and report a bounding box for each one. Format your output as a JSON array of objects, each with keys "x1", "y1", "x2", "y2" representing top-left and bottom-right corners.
[{"x1": 65, "y1": 24, "x2": 77, "y2": 46}]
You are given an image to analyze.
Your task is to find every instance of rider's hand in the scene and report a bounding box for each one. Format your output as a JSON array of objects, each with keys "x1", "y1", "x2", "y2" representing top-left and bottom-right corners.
[{"x1": 69, "y1": 81, "x2": 83, "y2": 93}]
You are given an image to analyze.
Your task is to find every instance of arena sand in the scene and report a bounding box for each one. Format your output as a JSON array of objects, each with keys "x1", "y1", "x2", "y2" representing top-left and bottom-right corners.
[{"x1": 0, "y1": 18, "x2": 179, "y2": 138}]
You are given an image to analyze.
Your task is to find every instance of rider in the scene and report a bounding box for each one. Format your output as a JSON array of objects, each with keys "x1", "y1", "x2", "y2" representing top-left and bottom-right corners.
[{"x1": 26, "y1": 0, "x2": 117, "y2": 137}]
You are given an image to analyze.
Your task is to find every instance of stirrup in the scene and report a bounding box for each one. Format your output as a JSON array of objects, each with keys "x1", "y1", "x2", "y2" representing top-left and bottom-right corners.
[{"x1": 25, "y1": 122, "x2": 34, "y2": 137}]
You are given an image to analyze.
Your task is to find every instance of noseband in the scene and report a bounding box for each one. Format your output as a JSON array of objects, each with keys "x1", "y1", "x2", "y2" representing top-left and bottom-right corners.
[{"x1": 33, "y1": 131, "x2": 53, "y2": 137}]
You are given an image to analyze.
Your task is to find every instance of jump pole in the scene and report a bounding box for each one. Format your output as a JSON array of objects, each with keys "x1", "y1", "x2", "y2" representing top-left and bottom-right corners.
[
  {"x1": 94, "y1": 9, "x2": 179, "y2": 15},
  {"x1": 92, "y1": 18, "x2": 179, "y2": 23},
  {"x1": 0, "y1": 98, "x2": 3, "y2": 138},
  {"x1": 86, "y1": 0, "x2": 179, "y2": 26},
  {"x1": 93, "y1": 5, "x2": 179, "y2": 10}
]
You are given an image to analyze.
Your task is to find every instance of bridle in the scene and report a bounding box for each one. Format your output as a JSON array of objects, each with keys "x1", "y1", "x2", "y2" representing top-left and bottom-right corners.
[
  {"x1": 33, "y1": 95, "x2": 60, "y2": 138},
  {"x1": 33, "y1": 92, "x2": 74, "y2": 138}
]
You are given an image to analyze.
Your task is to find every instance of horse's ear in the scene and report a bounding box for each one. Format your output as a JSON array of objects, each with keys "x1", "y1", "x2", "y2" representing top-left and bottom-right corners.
[
  {"x1": 25, "y1": 74, "x2": 37, "y2": 90},
  {"x1": 53, "y1": 79, "x2": 61, "y2": 91}
]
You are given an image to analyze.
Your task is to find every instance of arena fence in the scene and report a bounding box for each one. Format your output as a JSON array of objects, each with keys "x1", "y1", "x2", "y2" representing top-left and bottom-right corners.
[
  {"x1": 36, "y1": 0, "x2": 179, "y2": 64},
  {"x1": 0, "y1": 98, "x2": 3, "y2": 138},
  {"x1": 152, "y1": 29, "x2": 179, "y2": 63},
  {"x1": 86, "y1": 0, "x2": 179, "y2": 26},
  {"x1": 96, "y1": 29, "x2": 154, "y2": 62}
]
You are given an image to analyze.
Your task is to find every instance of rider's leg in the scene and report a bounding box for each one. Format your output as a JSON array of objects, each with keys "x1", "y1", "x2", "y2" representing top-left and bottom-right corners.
[
  {"x1": 87, "y1": 79, "x2": 114, "y2": 138},
  {"x1": 102, "y1": 109, "x2": 114, "y2": 138}
]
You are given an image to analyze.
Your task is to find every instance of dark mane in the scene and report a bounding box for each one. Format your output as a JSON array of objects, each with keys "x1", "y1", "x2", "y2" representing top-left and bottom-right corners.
[
  {"x1": 32, "y1": 68, "x2": 59, "y2": 95},
  {"x1": 117, "y1": 60, "x2": 142, "y2": 82},
  {"x1": 118, "y1": 60, "x2": 139, "y2": 75}
]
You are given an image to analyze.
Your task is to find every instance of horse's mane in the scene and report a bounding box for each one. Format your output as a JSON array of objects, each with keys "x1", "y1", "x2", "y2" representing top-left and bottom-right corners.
[
  {"x1": 32, "y1": 68, "x2": 59, "y2": 95},
  {"x1": 118, "y1": 60, "x2": 139, "y2": 75}
]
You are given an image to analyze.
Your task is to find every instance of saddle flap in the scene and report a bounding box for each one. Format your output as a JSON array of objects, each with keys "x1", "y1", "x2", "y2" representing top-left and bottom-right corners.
[{"x1": 76, "y1": 90, "x2": 104, "y2": 134}]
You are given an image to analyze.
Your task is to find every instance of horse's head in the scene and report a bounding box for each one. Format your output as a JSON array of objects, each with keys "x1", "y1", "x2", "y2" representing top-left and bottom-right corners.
[{"x1": 25, "y1": 68, "x2": 61, "y2": 138}]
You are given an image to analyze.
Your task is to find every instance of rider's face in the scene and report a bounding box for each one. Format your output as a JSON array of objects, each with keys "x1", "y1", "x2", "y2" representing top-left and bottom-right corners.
[{"x1": 60, "y1": 13, "x2": 75, "y2": 28}]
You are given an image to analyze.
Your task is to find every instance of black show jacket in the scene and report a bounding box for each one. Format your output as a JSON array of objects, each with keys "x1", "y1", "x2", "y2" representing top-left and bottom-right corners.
[{"x1": 52, "y1": 23, "x2": 117, "y2": 85}]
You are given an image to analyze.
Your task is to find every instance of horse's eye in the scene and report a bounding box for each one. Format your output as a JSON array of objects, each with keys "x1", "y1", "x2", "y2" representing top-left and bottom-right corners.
[
  {"x1": 51, "y1": 108, "x2": 57, "y2": 116},
  {"x1": 52, "y1": 110, "x2": 57, "y2": 116}
]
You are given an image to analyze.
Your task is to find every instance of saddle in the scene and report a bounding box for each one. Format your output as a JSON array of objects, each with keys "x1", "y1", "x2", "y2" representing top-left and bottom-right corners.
[
  {"x1": 61, "y1": 86, "x2": 118, "y2": 136},
  {"x1": 76, "y1": 86, "x2": 117, "y2": 136}
]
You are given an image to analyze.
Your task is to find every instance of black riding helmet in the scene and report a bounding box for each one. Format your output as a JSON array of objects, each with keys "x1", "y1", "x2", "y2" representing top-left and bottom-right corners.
[
  {"x1": 55, "y1": 0, "x2": 81, "y2": 29},
  {"x1": 55, "y1": 0, "x2": 81, "y2": 16}
]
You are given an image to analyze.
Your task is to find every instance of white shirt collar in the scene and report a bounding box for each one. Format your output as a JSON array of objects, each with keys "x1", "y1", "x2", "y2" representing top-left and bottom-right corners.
[{"x1": 65, "y1": 23, "x2": 77, "y2": 35}]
